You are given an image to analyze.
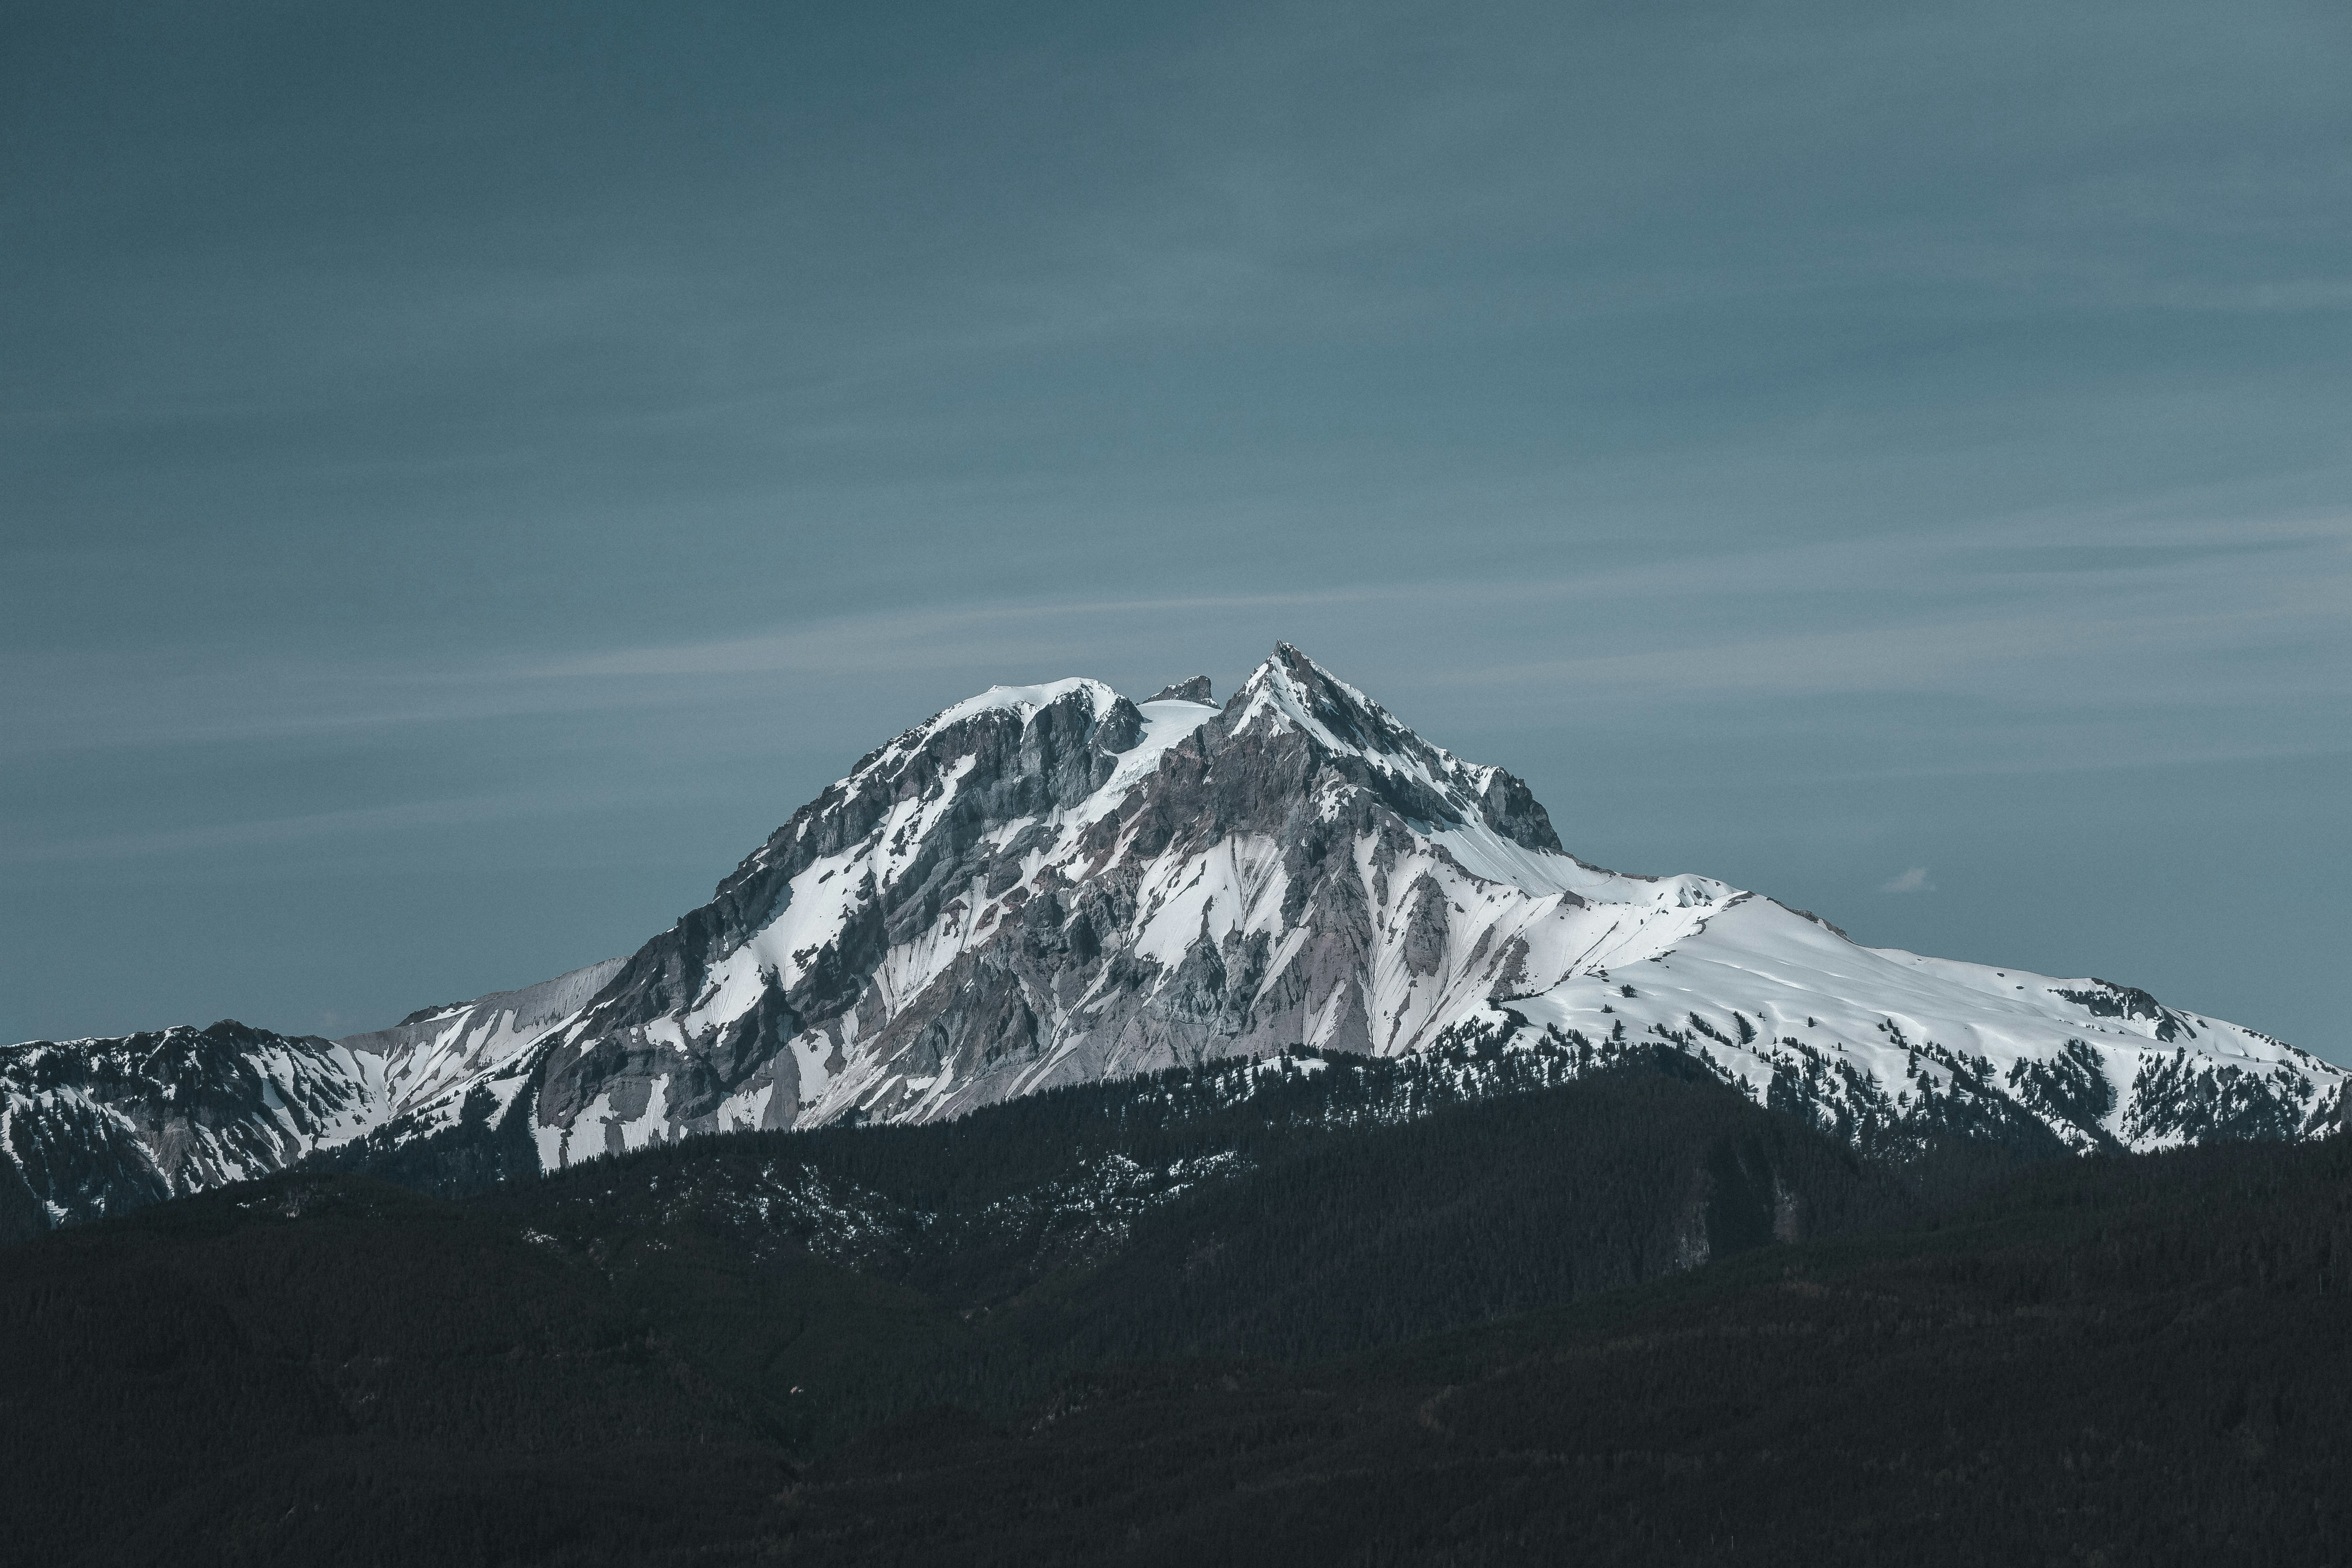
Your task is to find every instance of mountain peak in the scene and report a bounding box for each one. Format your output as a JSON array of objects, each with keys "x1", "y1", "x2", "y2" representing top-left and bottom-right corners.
[
  {"x1": 1146, "y1": 676, "x2": 1213, "y2": 704},
  {"x1": 1215, "y1": 644, "x2": 1574, "y2": 852},
  {"x1": 1231, "y1": 643, "x2": 1405, "y2": 756}
]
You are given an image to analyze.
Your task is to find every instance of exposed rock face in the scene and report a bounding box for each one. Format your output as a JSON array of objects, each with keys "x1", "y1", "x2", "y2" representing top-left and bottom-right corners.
[{"x1": 5, "y1": 645, "x2": 2343, "y2": 1231}]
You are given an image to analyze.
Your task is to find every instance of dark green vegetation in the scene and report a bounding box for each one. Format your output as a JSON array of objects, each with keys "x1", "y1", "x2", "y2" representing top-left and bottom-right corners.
[{"x1": 3, "y1": 1053, "x2": 2346, "y2": 1567}]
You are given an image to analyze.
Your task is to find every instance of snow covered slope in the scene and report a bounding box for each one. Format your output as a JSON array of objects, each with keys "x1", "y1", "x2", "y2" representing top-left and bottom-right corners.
[
  {"x1": 333, "y1": 957, "x2": 627, "y2": 1131},
  {"x1": 4, "y1": 645, "x2": 2342, "y2": 1232}
]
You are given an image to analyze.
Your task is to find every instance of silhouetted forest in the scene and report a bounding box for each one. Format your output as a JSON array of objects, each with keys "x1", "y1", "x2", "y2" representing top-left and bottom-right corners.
[{"x1": 2, "y1": 1058, "x2": 2345, "y2": 1566}]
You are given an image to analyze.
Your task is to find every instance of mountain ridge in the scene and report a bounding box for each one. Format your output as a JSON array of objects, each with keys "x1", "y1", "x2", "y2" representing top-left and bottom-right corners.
[{"x1": 4, "y1": 643, "x2": 2341, "y2": 1234}]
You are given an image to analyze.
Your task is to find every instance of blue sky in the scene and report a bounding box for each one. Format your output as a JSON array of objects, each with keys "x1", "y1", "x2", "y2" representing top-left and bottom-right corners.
[{"x1": 4, "y1": 0, "x2": 2346, "y2": 1057}]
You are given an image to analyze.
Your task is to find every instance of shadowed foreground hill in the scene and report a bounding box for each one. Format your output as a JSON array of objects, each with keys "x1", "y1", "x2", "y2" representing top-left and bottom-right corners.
[
  {"x1": 791, "y1": 1136, "x2": 2352, "y2": 1565},
  {"x1": 0, "y1": 1177, "x2": 798, "y2": 1565},
  {"x1": 0, "y1": 1063, "x2": 2345, "y2": 1567}
]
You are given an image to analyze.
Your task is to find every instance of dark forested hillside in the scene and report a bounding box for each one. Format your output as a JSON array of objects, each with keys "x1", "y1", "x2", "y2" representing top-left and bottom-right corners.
[
  {"x1": 1, "y1": 1056, "x2": 2345, "y2": 1567},
  {"x1": 787, "y1": 1135, "x2": 2352, "y2": 1567},
  {"x1": 0, "y1": 1179, "x2": 799, "y2": 1567}
]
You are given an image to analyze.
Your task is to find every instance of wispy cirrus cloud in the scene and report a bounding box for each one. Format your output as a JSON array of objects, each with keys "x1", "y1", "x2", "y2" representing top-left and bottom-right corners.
[{"x1": 9, "y1": 509, "x2": 2344, "y2": 780}]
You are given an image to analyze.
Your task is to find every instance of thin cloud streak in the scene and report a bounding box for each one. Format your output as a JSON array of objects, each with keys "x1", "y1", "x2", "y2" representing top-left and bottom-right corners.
[
  {"x1": 8, "y1": 510, "x2": 2344, "y2": 768},
  {"x1": 0, "y1": 786, "x2": 676, "y2": 866}
]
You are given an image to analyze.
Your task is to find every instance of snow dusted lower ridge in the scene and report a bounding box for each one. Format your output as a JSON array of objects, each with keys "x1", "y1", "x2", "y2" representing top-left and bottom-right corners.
[
  {"x1": 0, "y1": 960, "x2": 625, "y2": 1236},
  {"x1": 4, "y1": 644, "x2": 2343, "y2": 1233},
  {"x1": 0, "y1": 1021, "x2": 391, "y2": 1234}
]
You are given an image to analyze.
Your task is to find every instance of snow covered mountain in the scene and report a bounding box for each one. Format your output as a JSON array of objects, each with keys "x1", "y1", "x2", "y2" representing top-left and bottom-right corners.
[{"x1": 4, "y1": 645, "x2": 2342, "y2": 1234}]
